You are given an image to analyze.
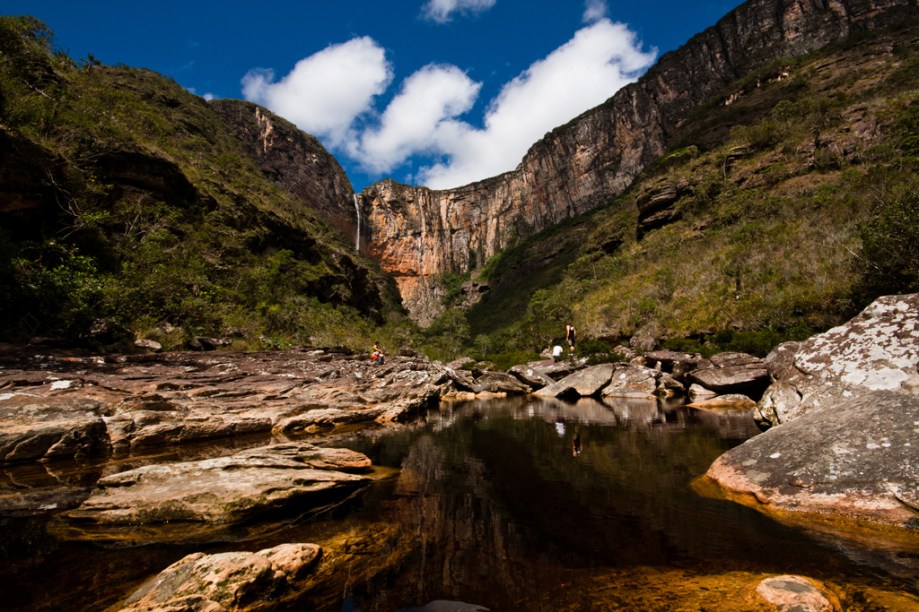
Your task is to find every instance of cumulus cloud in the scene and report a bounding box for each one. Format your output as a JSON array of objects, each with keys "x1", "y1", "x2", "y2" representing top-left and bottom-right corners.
[
  {"x1": 583, "y1": 0, "x2": 608, "y2": 23},
  {"x1": 421, "y1": 0, "x2": 497, "y2": 23},
  {"x1": 241, "y1": 16, "x2": 656, "y2": 191},
  {"x1": 414, "y1": 19, "x2": 657, "y2": 188},
  {"x1": 354, "y1": 65, "x2": 481, "y2": 173},
  {"x1": 242, "y1": 36, "x2": 392, "y2": 148}
]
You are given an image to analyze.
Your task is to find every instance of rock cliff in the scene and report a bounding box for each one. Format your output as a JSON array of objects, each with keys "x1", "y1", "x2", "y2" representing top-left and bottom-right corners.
[
  {"x1": 358, "y1": 0, "x2": 917, "y2": 324},
  {"x1": 210, "y1": 99, "x2": 358, "y2": 245}
]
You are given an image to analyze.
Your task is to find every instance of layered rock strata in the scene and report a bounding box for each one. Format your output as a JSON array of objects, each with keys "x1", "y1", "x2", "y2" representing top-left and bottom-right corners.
[{"x1": 358, "y1": 0, "x2": 916, "y2": 322}]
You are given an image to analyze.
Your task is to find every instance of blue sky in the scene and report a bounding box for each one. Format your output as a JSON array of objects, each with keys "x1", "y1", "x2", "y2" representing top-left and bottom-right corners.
[{"x1": 6, "y1": 0, "x2": 745, "y2": 192}]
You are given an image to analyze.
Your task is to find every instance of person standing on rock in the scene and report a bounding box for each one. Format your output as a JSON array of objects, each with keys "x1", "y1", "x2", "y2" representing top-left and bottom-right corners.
[{"x1": 565, "y1": 324, "x2": 576, "y2": 353}]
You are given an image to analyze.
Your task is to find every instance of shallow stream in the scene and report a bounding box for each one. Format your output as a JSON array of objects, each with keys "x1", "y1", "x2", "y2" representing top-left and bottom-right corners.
[{"x1": 1, "y1": 396, "x2": 916, "y2": 610}]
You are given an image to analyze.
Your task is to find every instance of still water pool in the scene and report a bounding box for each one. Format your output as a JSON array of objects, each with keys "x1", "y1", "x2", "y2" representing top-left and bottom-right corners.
[{"x1": 1, "y1": 396, "x2": 916, "y2": 610}]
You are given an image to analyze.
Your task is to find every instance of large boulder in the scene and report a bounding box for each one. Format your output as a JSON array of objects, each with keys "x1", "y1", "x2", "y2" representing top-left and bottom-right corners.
[
  {"x1": 119, "y1": 542, "x2": 322, "y2": 612},
  {"x1": 534, "y1": 364, "x2": 614, "y2": 398},
  {"x1": 56, "y1": 443, "x2": 371, "y2": 542},
  {"x1": 702, "y1": 390, "x2": 919, "y2": 529},
  {"x1": 758, "y1": 293, "x2": 919, "y2": 426},
  {"x1": 0, "y1": 396, "x2": 111, "y2": 464}
]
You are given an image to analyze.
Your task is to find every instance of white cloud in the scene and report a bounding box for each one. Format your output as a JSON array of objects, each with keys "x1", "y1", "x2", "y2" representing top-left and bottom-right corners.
[
  {"x1": 415, "y1": 19, "x2": 657, "y2": 188},
  {"x1": 583, "y1": 0, "x2": 608, "y2": 23},
  {"x1": 240, "y1": 17, "x2": 656, "y2": 191},
  {"x1": 241, "y1": 36, "x2": 392, "y2": 148},
  {"x1": 421, "y1": 0, "x2": 497, "y2": 23},
  {"x1": 353, "y1": 64, "x2": 481, "y2": 172}
]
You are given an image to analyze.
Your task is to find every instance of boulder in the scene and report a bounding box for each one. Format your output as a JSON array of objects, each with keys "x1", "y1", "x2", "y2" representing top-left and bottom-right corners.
[
  {"x1": 753, "y1": 575, "x2": 841, "y2": 611},
  {"x1": 602, "y1": 363, "x2": 685, "y2": 399},
  {"x1": 531, "y1": 358, "x2": 587, "y2": 380},
  {"x1": 642, "y1": 350, "x2": 704, "y2": 380},
  {"x1": 119, "y1": 543, "x2": 322, "y2": 612},
  {"x1": 56, "y1": 443, "x2": 371, "y2": 542},
  {"x1": 688, "y1": 383, "x2": 718, "y2": 401},
  {"x1": 534, "y1": 364, "x2": 614, "y2": 398},
  {"x1": 0, "y1": 396, "x2": 111, "y2": 464},
  {"x1": 472, "y1": 371, "x2": 531, "y2": 395},
  {"x1": 702, "y1": 390, "x2": 919, "y2": 528},
  {"x1": 507, "y1": 363, "x2": 555, "y2": 390},
  {"x1": 688, "y1": 352, "x2": 769, "y2": 398},
  {"x1": 758, "y1": 293, "x2": 919, "y2": 426}
]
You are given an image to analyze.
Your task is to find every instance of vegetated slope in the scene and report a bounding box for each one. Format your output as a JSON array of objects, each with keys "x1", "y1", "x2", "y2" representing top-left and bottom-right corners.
[
  {"x1": 468, "y1": 21, "x2": 919, "y2": 357},
  {"x1": 0, "y1": 17, "x2": 404, "y2": 350}
]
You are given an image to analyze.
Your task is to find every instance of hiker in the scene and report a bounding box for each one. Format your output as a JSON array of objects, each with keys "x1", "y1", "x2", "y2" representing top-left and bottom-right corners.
[
  {"x1": 552, "y1": 344, "x2": 563, "y2": 361},
  {"x1": 565, "y1": 324, "x2": 576, "y2": 353},
  {"x1": 371, "y1": 342, "x2": 385, "y2": 365}
]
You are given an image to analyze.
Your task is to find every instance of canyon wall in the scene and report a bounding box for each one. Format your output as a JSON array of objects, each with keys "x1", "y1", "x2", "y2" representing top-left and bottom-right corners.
[
  {"x1": 358, "y1": 0, "x2": 917, "y2": 324},
  {"x1": 210, "y1": 99, "x2": 357, "y2": 244}
]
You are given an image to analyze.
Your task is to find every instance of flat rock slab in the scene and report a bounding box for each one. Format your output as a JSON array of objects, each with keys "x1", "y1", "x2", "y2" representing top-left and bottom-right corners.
[
  {"x1": 702, "y1": 390, "x2": 919, "y2": 528},
  {"x1": 56, "y1": 443, "x2": 370, "y2": 542},
  {"x1": 119, "y1": 542, "x2": 322, "y2": 611},
  {"x1": 0, "y1": 396, "x2": 111, "y2": 464},
  {"x1": 0, "y1": 349, "x2": 450, "y2": 460}
]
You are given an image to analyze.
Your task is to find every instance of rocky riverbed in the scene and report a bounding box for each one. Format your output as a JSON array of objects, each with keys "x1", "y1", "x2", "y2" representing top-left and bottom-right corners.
[{"x1": 1, "y1": 294, "x2": 917, "y2": 610}]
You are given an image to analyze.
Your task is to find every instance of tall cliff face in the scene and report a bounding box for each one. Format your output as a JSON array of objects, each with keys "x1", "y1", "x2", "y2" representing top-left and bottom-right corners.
[
  {"x1": 210, "y1": 99, "x2": 358, "y2": 246},
  {"x1": 359, "y1": 0, "x2": 917, "y2": 325}
]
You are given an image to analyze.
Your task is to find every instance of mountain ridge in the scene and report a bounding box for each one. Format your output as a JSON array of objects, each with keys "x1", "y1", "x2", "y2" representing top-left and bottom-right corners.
[{"x1": 357, "y1": 0, "x2": 918, "y2": 325}]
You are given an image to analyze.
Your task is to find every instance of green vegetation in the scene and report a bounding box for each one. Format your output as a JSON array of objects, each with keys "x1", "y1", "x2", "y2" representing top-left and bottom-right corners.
[
  {"x1": 0, "y1": 16, "x2": 408, "y2": 351},
  {"x1": 2, "y1": 16, "x2": 916, "y2": 364},
  {"x1": 429, "y1": 21, "x2": 919, "y2": 361}
]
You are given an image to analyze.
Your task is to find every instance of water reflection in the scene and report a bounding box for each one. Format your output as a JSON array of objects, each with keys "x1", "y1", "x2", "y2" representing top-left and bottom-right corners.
[
  {"x1": 0, "y1": 396, "x2": 915, "y2": 611},
  {"x1": 332, "y1": 397, "x2": 915, "y2": 610}
]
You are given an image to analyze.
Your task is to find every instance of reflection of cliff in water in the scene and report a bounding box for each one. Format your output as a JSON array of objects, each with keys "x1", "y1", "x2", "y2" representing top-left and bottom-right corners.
[{"x1": 342, "y1": 397, "x2": 892, "y2": 609}]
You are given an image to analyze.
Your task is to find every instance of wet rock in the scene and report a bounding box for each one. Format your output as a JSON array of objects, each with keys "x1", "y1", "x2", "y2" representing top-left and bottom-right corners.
[
  {"x1": 57, "y1": 443, "x2": 370, "y2": 540},
  {"x1": 703, "y1": 390, "x2": 919, "y2": 528},
  {"x1": 758, "y1": 293, "x2": 919, "y2": 426},
  {"x1": 753, "y1": 575, "x2": 841, "y2": 611},
  {"x1": 119, "y1": 542, "x2": 322, "y2": 612},
  {"x1": 688, "y1": 383, "x2": 718, "y2": 401},
  {"x1": 0, "y1": 396, "x2": 111, "y2": 464}
]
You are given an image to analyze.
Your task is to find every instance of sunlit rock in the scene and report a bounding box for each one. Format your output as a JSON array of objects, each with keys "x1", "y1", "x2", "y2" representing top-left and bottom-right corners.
[
  {"x1": 0, "y1": 396, "x2": 110, "y2": 464},
  {"x1": 702, "y1": 390, "x2": 919, "y2": 529},
  {"x1": 119, "y1": 543, "x2": 322, "y2": 612},
  {"x1": 56, "y1": 443, "x2": 370, "y2": 542},
  {"x1": 753, "y1": 575, "x2": 841, "y2": 611},
  {"x1": 758, "y1": 293, "x2": 919, "y2": 426}
]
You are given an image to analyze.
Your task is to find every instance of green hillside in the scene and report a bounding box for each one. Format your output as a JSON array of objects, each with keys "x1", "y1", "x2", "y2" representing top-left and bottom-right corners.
[
  {"x1": 2, "y1": 15, "x2": 917, "y2": 362},
  {"x1": 0, "y1": 16, "x2": 406, "y2": 351},
  {"x1": 465, "y1": 21, "x2": 919, "y2": 360}
]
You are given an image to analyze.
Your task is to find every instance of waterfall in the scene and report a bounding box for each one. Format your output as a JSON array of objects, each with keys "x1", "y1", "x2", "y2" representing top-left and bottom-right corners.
[{"x1": 353, "y1": 193, "x2": 361, "y2": 252}]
